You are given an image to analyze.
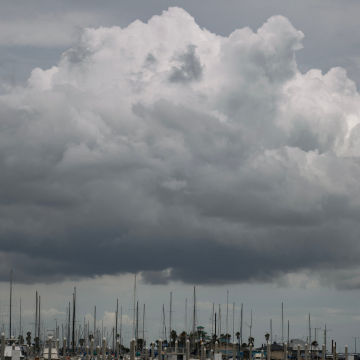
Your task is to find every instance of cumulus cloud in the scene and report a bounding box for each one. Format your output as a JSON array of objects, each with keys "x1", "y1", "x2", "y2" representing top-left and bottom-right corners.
[
  {"x1": 1, "y1": 7, "x2": 360, "y2": 288},
  {"x1": 23, "y1": 307, "x2": 65, "y2": 318}
]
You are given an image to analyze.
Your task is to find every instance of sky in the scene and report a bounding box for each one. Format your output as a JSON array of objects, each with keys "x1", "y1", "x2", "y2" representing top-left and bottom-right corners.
[{"x1": 1, "y1": 0, "x2": 360, "y2": 353}]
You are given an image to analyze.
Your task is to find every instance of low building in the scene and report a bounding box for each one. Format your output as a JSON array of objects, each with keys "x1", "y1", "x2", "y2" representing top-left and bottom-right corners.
[
  {"x1": 257, "y1": 344, "x2": 284, "y2": 360},
  {"x1": 289, "y1": 339, "x2": 323, "y2": 359}
]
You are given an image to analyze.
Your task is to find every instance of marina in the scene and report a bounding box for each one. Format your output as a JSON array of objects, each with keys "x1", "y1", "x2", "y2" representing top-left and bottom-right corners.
[{"x1": 0, "y1": 275, "x2": 355, "y2": 360}]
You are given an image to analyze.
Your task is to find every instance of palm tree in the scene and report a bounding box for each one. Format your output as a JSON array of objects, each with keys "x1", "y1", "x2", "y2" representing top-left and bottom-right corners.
[
  {"x1": 212, "y1": 334, "x2": 218, "y2": 346},
  {"x1": 312, "y1": 341, "x2": 318, "y2": 347},
  {"x1": 170, "y1": 330, "x2": 177, "y2": 347},
  {"x1": 26, "y1": 332, "x2": 31, "y2": 346},
  {"x1": 248, "y1": 337, "x2": 254, "y2": 346},
  {"x1": 179, "y1": 331, "x2": 187, "y2": 346},
  {"x1": 137, "y1": 338, "x2": 146, "y2": 351},
  {"x1": 236, "y1": 332, "x2": 240, "y2": 340},
  {"x1": 265, "y1": 333, "x2": 270, "y2": 342}
]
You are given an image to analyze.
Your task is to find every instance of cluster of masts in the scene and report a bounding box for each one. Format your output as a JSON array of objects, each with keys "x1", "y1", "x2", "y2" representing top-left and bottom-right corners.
[{"x1": 2, "y1": 273, "x2": 352, "y2": 360}]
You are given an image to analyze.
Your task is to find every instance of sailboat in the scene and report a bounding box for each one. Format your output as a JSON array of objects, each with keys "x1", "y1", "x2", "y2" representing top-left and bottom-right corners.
[{"x1": 3, "y1": 271, "x2": 26, "y2": 360}]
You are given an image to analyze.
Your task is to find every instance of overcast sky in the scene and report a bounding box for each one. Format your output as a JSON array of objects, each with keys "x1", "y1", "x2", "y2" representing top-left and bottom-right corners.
[{"x1": 1, "y1": 0, "x2": 360, "y2": 351}]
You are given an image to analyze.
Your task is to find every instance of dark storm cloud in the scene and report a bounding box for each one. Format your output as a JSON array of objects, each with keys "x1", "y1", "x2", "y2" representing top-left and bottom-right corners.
[{"x1": 1, "y1": 8, "x2": 360, "y2": 289}]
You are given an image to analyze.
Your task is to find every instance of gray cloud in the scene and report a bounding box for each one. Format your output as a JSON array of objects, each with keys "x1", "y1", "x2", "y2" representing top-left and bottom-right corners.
[
  {"x1": 168, "y1": 45, "x2": 203, "y2": 83},
  {"x1": 1, "y1": 8, "x2": 360, "y2": 289}
]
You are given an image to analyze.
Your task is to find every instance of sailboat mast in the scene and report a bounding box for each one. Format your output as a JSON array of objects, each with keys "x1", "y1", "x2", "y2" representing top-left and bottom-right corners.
[
  {"x1": 250, "y1": 310, "x2": 252, "y2": 342},
  {"x1": 226, "y1": 291, "x2": 228, "y2": 358},
  {"x1": 68, "y1": 302, "x2": 70, "y2": 347},
  {"x1": 219, "y1": 304, "x2": 221, "y2": 346},
  {"x1": 10, "y1": 270, "x2": 12, "y2": 337},
  {"x1": 120, "y1": 307, "x2": 122, "y2": 354},
  {"x1": 143, "y1": 304, "x2": 145, "y2": 348},
  {"x1": 116, "y1": 300, "x2": 118, "y2": 348},
  {"x1": 136, "y1": 302, "x2": 139, "y2": 352},
  {"x1": 212, "y1": 303, "x2": 214, "y2": 343},
  {"x1": 309, "y1": 314, "x2": 311, "y2": 353},
  {"x1": 169, "y1": 292, "x2": 172, "y2": 347},
  {"x1": 35, "y1": 291, "x2": 38, "y2": 340},
  {"x1": 288, "y1": 320, "x2": 289, "y2": 344},
  {"x1": 214, "y1": 312, "x2": 217, "y2": 340},
  {"x1": 133, "y1": 276, "x2": 136, "y2": 339},
  {"x1": 84, "y1": 318, "x2": 86, "y2": 347},
  {"x1": 20, "y1": 298, "x2": 21, "y2": 343},
  {"x1": 162, "y1": 304, "x2": 165, "y2": 340},
  {"x1": 233, "y1": 302, "x2": 235, "y2": 344},
  {"x1": 94, "y1": 306, "x2": 96, "y2": 345},
  {"x1": 240, "y1": 304, "x2": 243, "y2": 350},
  {"x1": 185, "y1": 299, "x2": 187, "y2": 336},
  {"x1": 192, "y1": 287, "x2": 195, "y2": 349},
  {"x1": 282, "y1": 303, "x2": 283, "y2": 344},
  {"x1": 72, "y1": 287, "x2": 76, "y2": 354},
  {"x1": 38, "y1": 296, "x2": 41, "y2": 346}
]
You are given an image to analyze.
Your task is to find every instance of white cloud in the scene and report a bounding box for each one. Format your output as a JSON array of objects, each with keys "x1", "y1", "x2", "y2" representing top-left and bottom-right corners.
[
  {"x1": 197, "y1": 301, "x2": 213, "y2": 310},
  {"x1": 81, "y1": 311, "x2": 132, "y2": 337},
  {"x1": 22, "y1": 307, "x2": 66, "y2": 318},
  {"x1": 1, "y1": 7, "x2": 360, "y2": 288}
]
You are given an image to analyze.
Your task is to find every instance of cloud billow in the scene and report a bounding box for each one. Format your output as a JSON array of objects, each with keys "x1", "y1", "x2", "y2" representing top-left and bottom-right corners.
[{"x1": 1, "y1": 7, "x2": 360, "y2": 288}]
